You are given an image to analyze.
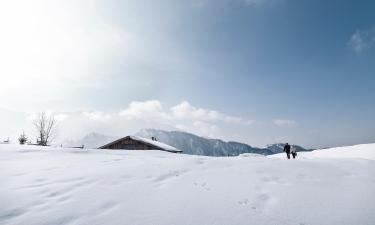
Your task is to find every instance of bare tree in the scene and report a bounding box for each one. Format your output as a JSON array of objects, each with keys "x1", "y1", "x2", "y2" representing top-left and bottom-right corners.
[{"x1": 34, "y1": 112, "x2": 57, "y2": 146}]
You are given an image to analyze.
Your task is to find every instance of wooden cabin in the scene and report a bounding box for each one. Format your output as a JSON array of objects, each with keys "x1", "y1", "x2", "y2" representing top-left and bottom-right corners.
[{"x1": 98, "y1": 136, "x2": 182, "y2": 153}]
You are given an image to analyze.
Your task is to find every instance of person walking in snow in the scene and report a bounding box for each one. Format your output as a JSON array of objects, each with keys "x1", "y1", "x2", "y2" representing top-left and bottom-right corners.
[
  {"x1": 283, "y1": 143, "x2": 291, "y2": 159},
  {"x1": 291, "y1": 145, "x2": 297, "y2": 159}
]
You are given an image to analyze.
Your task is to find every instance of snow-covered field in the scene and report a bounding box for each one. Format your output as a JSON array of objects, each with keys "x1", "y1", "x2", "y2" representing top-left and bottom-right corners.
[
  {"x1": 270, "y1": 143, "x2": 375, "y2": 160},
  {"x1": 1, "y1": 144, "x2": 375, "y2": 225}
]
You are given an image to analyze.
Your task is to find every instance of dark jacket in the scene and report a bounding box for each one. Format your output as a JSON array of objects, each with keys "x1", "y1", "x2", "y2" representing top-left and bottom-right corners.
[{"x1": 283, "y1": 144, "x2": 291, "y2": 153}]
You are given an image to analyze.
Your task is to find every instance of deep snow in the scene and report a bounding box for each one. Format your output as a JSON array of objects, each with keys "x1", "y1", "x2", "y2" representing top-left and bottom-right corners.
[{"x1": 0, "y1": 144, "x2": 374, "y2": 225}]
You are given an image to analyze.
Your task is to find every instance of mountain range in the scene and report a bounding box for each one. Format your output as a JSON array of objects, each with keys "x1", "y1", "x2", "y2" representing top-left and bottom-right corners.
[{"x1": 65, "y1": 129, "x2": 310, "y2": 156}]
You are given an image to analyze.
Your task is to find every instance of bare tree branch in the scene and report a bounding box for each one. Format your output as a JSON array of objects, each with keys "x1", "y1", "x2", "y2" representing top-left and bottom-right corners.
[{"x1": 34, "y1": 112, "x2": 57, "y2": 146}]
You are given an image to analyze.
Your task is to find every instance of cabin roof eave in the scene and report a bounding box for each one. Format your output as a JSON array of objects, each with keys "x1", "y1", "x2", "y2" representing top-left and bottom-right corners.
[{"x1": 98, "y1": 136, "x2": 182, "y2": 153}]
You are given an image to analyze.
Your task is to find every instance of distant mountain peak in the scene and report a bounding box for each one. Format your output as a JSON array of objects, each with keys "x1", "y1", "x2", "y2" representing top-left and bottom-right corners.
[
  {"x1": 136, "y1": 129, "x2": 274, "y2": 156},
  {"x1": 65, "y1": 129, "x2": 309, "y2": 155}
]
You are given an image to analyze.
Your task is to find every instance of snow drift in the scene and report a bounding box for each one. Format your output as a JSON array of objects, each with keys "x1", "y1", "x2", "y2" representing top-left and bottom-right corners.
[{"x1": 0, "y1": 143, "x2": 374, "y2": 225}]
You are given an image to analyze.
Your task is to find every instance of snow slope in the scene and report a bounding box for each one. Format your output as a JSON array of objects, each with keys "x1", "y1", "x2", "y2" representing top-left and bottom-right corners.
[
  {"x1": 1, "y1": 144, "x2": 375, "y2": 225},
  {"x1": 271, "y1": 143, "x2": 375, "y2": 160}
]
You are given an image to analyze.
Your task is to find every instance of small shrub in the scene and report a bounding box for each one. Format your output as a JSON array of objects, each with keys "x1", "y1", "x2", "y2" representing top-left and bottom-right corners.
[{"x1": 18, "y1": 132, "x2": 28, "y2": 145}]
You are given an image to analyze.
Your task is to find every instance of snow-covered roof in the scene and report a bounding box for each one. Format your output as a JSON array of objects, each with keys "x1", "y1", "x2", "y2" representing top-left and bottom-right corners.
[
  {"x1": 99, "y1": 136, "x2": 182, "y2": 153},
  {"x1": 129, "y1": 136, "x2": 182, "y2": 153}
]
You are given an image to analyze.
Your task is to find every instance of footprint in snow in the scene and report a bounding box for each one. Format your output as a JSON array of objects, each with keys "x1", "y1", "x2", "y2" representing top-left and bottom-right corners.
[
  {"x1": 154, "y1": 170, "x2": 186, "y2": 183},
  {"x1": 195, "y1": 158, "x2": 207, "y2": 165},
  {"x1": 33, "y1": 178, "x2": 47, "y2": 183},
  {"x1": 261, "y1": 176, "x2": 289, "y2": 185},
  {"x1": 193, "y1": 182, "x2": 211, "y2": 191},
  {"x1": 296, "y1": 174, "x2": 320, "y2": 182},
  {"x1": 46, "y1": 191, "x2": 60, "y2": 198},
  {"x1": 238, "y1": 199, "x2": 249, "y2": 205},
  {"x1": 112, "y1": 158, "x2": 123, "y2": 161},
  {"x1": 250, "y1": 193, "x2": 277, "y2": 213}
]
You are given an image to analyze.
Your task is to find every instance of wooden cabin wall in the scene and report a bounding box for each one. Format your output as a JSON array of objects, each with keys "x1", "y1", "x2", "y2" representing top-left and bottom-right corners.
[{"x1": 105, "y1": 138, "x2": 159, "y2": 150}]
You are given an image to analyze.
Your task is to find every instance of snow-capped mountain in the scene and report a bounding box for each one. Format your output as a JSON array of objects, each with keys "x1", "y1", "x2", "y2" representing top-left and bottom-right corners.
[
  {"x1": 67, "y1": 129, "x2": 309, "y2": 156},
  {"x1": 136, "y1": 129, "x2": 273, "y2": 156},
  {"x1": 266, "y1": 143, "x2": 309, "y2": 154}
]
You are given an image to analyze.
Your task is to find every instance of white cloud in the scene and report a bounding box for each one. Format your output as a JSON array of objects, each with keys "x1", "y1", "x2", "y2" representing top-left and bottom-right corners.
[
  {"x1": 193, "y1": 120, "x2": 219, "y2": 138},
  {"x1": 119, "y1": 100, "x2": 169, "y2": 122},
  {"x1": 120, "y1": 100, "x2": 251, "y2": 125},
  {"x1": 82, "y1": 111, "x2": 111, "y2": 121},
  {"x1": 54, "y1": 113, "x2": 69, "y2": 122},
  {"x1": 171, "y1": 101, "x2": 244, "y2": 123},
  {"x1": 348, "y1": 27, "x2": 375, "y2": 53},
  {"x1": 273, "y1": 119, "x2": 297, "y2": 127},
  {"x1": 118, "y1": 100, "x2": 253, "y2": 138},
  {"x1": 245, "y1": 120, "x2": 255, "y2": 125},
  {"x1": 20, "y1": 101, "x2": 251, "y2": 143}
]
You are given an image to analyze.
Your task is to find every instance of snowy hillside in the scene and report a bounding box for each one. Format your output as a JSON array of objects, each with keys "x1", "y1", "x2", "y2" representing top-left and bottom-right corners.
[
  {"x1": 1, "y1": 143, "x2": 374, "y2": 225},
  {"x1": 136, "y1": 129, "x2": 273, "y2": 156}
]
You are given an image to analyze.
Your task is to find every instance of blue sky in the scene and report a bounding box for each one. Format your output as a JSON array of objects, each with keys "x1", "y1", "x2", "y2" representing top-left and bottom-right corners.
[{"x1": 0, "y1": 0, "x2": 374, "y2": 148}]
